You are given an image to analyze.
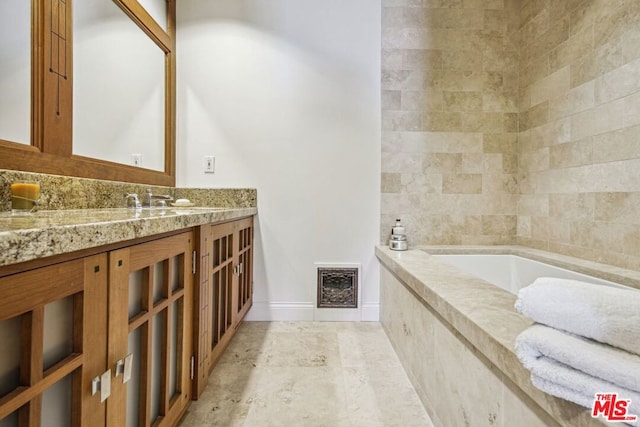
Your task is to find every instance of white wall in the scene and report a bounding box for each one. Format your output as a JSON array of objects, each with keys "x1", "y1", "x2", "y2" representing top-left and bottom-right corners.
[{"x1": 177, "y1": 0, "x2": 381, "y2": 320}]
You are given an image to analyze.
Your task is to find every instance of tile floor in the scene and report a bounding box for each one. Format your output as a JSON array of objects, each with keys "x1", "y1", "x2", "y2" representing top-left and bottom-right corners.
[{"x1": 178, "y1": 321, "x2": 434, "y2": 427}]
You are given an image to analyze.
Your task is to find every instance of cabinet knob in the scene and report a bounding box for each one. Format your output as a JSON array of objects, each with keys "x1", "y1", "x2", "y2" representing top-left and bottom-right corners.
[
  {"x1": 233, "y1": 263, "x2": 244, "y2": 276},
  {"x1": 115, "y1": 353, "x2": 134, "y2": 384},
  {"x1": 91, "y1": 369, "x2": 112, "y2": 403}
]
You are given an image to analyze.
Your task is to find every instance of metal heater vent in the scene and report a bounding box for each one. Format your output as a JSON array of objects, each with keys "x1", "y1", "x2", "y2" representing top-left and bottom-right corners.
[{"x1": 317, "y1": 267, "x2": 358, "y2": 308}]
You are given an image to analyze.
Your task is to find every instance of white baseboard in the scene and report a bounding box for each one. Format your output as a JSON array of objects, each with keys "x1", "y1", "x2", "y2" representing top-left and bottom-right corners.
[
  {"x1": 360, "y1": 303, "x2": 380, "y2": 321},
  {"x1": 244, "y1": 301, "x2": 380, "y2": 322},
  {"x1": 314, "y1": 308, "x2": 361, "y2": 322},
  {"x1": 244, "y1": 302, "x2": 314, "y2": 321}
]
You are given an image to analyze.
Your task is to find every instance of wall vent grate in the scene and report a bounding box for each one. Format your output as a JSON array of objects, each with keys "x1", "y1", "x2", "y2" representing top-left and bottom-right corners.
[{"x1": 317, "y1": 267, "x2": 358, "y2": 308}]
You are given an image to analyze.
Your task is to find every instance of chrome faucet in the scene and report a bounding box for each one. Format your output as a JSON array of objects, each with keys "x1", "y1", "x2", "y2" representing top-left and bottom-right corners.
[
  {"x1": 125, "y1": 193, "x2": 142, "y2": 209},
  {"x1": 143, "y1": 189, "x2": 173, "y2": 207}
]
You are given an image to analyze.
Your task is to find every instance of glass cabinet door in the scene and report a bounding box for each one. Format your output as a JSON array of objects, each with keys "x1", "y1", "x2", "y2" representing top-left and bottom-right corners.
[
  {"x1": 108, "y1": 232, "x2": 193, "y2": 427},
  {"x1": 0, "y1": 255, "x2": 109, "y2": 427}
]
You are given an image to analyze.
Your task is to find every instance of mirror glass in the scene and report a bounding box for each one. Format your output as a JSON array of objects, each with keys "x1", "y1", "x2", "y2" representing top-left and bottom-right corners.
[
  {"x1": 73, "y1": 0, "x2": 165, "y2": 171},
  {"x1": 0, "y1": 0, "x2": 31, "y2": 145},
  {"x1": 138, "y1": 0, "x2": 167, "y2": 31}
]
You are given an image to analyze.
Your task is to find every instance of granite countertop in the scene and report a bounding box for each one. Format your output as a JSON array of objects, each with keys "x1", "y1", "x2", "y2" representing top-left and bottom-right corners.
[{"x1": 0, "y1": 206, "x2": 257, "y2": 267}]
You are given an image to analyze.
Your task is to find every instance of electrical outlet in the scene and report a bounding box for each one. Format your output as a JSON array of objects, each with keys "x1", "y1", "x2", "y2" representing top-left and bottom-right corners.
[
  {"x1": 131, "y1": 154, "x2": 143, "y2": 167},
  {"x1": 204, "y1": 156, "x2": 215, "y2": 173}
]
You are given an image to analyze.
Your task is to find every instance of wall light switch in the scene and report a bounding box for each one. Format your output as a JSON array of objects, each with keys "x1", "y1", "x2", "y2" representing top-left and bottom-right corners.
[
  {"x1": 204, "y1": 156, "x2": 215, "y2": 173},
  {"x1": 131, "y1": 154, "x2": 143, "y2": 167}
]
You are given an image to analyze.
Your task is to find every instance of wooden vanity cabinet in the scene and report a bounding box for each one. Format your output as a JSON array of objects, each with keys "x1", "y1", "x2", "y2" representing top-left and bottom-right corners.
[
  {"x1": 0, "y1": 255, "x2": 109, "y2": 427},
  {"x1": 107, "y1": 231, "x2": 194, "y2": 427},
  {"x1": 193, "y1": 216, "x2": 254, "y2": 398},
  {"x1": 0, "y1": 216, "x2": 254, "y2": 425},
  {"x1": 0, "y1": 231, "x2": 195, "y2": 427}
]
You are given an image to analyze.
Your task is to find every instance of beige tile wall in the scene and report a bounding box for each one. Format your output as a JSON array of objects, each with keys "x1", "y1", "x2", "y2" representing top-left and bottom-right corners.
[
  {"x1": 380, "y1": 267, "x2": 575, "y2": 426},
  {"x1": 517, "y1": 0, "x2": 640, "y2": 270},
  {"x1": 381, "y1": 0, "x2": 520, "y2": 245},
  {"x1": 382, "y1": 0, "x2": 640, "y2": 271}
]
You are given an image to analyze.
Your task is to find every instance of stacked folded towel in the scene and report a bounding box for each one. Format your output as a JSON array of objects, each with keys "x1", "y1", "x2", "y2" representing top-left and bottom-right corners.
[{"x1": 514, "y1": 277, "x2": 640, "y2": 426}]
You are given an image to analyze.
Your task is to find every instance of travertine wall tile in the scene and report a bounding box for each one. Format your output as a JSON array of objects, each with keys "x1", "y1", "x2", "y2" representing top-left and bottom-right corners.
[
  {"x1": 517, "y1": 215, "x2": 531, "y2": 237},
  {"x1": 382, "y1": 110, "x2": 423, "y2": 131},
  {"x1": 569, "y1": 97, "x2": 625, "y2": 141},
  {"x1": 434, "y1": 132, "x2": 483, "y2": 153},
  {"x1": 382, "y1": 49, "x2": 404, "y2": 69},
  {"x1": 550, "y1": 0, "x2": 586, "y2": 28},
  {"x1": 382, "y1": 173, "x2": 403, "y2": 193},
  {"x1": 382, "y1": 0, "x2": 640, "y2": 267},
  {"x1": 383, "y1": 90, "x2": 402, "y2": 110},
  {"x1": 594, "y1": 192, "x2": 640, "y2": 224},
  {"x1": 539, "y1": 192, "x2": 595, "y2": 221},
  {"x1": 517, "y1": 0, "x2": 640, "y2": 271},
  {"x1": 401, "y1": 173, "x2": 443, "y2": 193},
  {"x1": 382, "y1": 151, "x2": 424, "y2": 173},
  {"x1": 385, "y1": 0, "x2": 423, "y2": 6},
  {"x1": 503, "y1": 113, "x2": 518, "y2": 132},
  {"x1": 464, "y1": 0, "x2": 504, "y2": 10},
  {"x1": 461, "y1": 153, "x2": 485, "y2": 173},
  {"x1": 548, "y1": 138, "x2": 593, "y2": 169},
  {"x1": 594, "y1": 56, "x2": 640, "y2": 104},
  {"x1": 517, "y1": 194, "x2": 549, "y2": 217},
  {"x1": 442, "y1": 173, "x2": 483, "y2": 194},
  {"x1": 529, "y1": 66, "x2": 570, "y2": 106},
  {"x1": 623, "y1": 91, "x2": 640, "y2": 127},
  {"x1": 424, "y1": 112, "x2": 463, "y2": 131},
  {"x1": 547, "y1": 81, "x2": 594, "y2": 119},
  {"x1": 382, "y1": 0, "x2": 519, "y2": 245},
  {"x1": 401, "y1": 90, "x2": 444, "y2": 111},
  {"x1": 443, "y1": 91, "x2": 483, "y2": 111},
  {"x1": 549, "y1": 35, "x2": 591, "y2": 77},
  {"x1": 593, "y1": 0, "x2": 640, "y2": 48},
  {"x1": 592, "y1": 125, "x2": 640, "y2": 163},
  {"x1": 524, "y1": 16, "x2": 570, "y2": 64},
  {"x1": 570, "y1": 37, "x2": 623, "y2": 88},
  {"x1": 520, "y1": 57, "x2": 549, "y2": 93},
  {"x1": 622, "y1": 24, "x2": 640, "y2": 62},
  {"x1": 520, "y1": 101, "x2": 549, "y2": 130},
  {"x1": 422, "y1": 153, "x2": 463, "y2": 174}
]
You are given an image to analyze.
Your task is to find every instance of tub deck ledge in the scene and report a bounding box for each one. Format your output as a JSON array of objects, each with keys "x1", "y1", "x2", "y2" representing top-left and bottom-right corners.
[{"x1": 376, "y1": 245, "x2": 619, "y2": 427}]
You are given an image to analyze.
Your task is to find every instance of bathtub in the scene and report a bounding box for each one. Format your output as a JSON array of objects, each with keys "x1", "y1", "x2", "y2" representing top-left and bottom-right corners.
[
  {"x1": 377, "y1": 245, "x2": 640, "y2": 427},
  {"x1": 431, "y1": 253, "x2": 624, "y2": 294}
]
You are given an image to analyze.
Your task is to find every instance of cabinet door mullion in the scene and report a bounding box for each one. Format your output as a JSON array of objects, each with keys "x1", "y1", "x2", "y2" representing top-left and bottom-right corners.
[
  {"x1": 107, "y1": 232, "x2": 193, "y2": 427},
  {"x1": 18, "y1": 307, "x2": 43, "y2": 427}
]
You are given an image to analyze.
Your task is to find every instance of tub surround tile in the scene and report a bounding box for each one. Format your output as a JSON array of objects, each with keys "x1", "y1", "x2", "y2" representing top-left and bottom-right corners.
[
  {"x1": 430, "y1": 314, "x2": 505, "y2": 427},
  {"x1": 516, "y1": 0, "x2": 640, "y2": 273},
  {"x1": 377, "y1": 245, "x2": 614, "y2": 427},
  {"x1": 381, "y1": 0, "x2": 519, "y2": 246},
  {"x1": 594, "y1": 193, "x2": 640, "y2": 224},
  {"x1": 383, "y1": 0, "x2": 640, "y2": 272}
]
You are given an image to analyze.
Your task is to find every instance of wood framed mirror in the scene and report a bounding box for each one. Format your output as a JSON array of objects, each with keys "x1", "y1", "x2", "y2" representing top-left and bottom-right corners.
[{"x1": 0, "y1": 0, "x2": 176, "y2": 187}]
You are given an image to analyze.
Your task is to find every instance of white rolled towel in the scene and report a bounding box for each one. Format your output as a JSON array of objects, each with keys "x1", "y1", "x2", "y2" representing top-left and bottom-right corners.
[
  {"x1": 516, "y1": 325, "x2": 640, "y2": 426},
  {"x1": 515, "y1": 277, "x2": 640, "y2": 356}
]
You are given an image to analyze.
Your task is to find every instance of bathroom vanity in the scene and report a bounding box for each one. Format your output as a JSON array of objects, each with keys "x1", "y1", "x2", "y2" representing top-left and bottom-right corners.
[{"x1": 0, "y1": 207, "x2": 256, "y2": 426}]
